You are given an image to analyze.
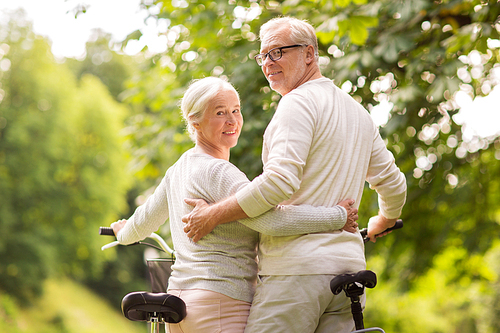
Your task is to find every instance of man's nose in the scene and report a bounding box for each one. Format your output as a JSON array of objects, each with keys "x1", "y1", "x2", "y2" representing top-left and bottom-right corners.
[{"x1": 262, "y1": 54, "x2": 274, "y2": 67}]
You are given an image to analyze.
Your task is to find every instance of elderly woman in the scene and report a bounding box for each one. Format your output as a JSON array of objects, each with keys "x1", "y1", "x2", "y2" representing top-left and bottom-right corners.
[{"x1": 111, "y1": 77, "x2": 358, "y2": 333}]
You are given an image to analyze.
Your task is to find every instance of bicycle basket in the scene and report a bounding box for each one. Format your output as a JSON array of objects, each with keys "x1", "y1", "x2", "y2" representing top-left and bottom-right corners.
[{"x1": 147, "y1": 258, "x2": 174, "y2": 293}]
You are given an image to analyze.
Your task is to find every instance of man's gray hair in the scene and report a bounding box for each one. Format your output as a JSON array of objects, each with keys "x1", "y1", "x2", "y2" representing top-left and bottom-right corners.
[
  {"x1": 259, "y1": 17, "x2": 319, "y2": 61},
  {"x1": 181, "y1": 77, "x2": 240, "y2": 142}
]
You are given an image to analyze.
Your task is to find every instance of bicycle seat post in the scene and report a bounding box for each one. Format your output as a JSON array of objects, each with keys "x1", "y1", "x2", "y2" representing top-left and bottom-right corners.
[
  {"x1": 330, "y1": 270, "x2": 378, "y2": 331},
  {"x1": 150, "y1": 314, "x2": 160, "y2": 333},
  {"x1": 344, "y1": 283, "x2": 365, "y2": 330}
]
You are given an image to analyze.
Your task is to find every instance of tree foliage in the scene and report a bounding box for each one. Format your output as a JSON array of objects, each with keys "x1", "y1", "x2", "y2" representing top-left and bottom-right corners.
[
  {"x1": 66, "y1": 29, "x2": 133, "y2": 101},
  {"x1": 117, "y1": 1, "x2": 500, "y2": 330},
  {"x1": 0, "y1": 10, "x2": 131, "y2": 302},
  {"x1": 123, "y1": 0, "x2": 500, "y2": 270},
  {"x1": 0, "y1": 1, "x2": 499, "y2": 331}
]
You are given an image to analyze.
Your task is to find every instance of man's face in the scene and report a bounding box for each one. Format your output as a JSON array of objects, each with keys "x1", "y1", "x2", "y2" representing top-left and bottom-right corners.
[{"x1": 259, "y1": 26, "x2": 308, "y2": 96}]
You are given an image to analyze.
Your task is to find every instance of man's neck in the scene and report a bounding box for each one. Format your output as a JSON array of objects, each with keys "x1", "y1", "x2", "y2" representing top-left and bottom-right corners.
[{"x1": 287, "y1": 65, "x2": 323, "y2": 95}]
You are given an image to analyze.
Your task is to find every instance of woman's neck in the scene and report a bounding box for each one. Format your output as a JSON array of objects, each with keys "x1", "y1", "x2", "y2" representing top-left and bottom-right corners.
[{"x1": 194, "y1": 141, "x2": 230, "y2": 161}]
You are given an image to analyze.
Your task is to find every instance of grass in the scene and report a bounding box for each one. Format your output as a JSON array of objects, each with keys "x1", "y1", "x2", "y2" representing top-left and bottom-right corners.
[{"x1": 3, "y1": 277, "x2": 143, "y2": 333}]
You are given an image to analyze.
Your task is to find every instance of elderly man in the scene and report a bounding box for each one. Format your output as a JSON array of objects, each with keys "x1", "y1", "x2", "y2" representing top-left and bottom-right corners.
[{"x1": 183, "y1": 17, "x2": 406, "y2": 333}]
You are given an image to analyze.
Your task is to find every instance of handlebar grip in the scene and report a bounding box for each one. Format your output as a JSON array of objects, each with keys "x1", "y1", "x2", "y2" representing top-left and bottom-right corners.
[
  {"x1": 360, "y1": 219, "x2": 403, "y2": 243},
  {"x1": 99, "y1": 227, "x2": 115, "y2": 236}
]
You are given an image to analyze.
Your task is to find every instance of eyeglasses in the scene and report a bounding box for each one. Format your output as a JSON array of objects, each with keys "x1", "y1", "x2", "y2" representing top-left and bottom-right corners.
[{"x1": 254, "y1": 44, "x2": 307, "y2": 66}]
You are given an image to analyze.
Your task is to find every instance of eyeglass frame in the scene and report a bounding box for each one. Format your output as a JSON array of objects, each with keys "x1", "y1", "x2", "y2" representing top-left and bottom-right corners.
[{"x1": 254, "y1": 44, "x2": 308, "y2": 66}]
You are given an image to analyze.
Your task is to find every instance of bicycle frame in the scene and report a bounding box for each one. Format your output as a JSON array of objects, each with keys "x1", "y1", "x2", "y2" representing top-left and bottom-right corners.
[{"x1": 101, "y1": 230, "x2": 184, "y2": 333}]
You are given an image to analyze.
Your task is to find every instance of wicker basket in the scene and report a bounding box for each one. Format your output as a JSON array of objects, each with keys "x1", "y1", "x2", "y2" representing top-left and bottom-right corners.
[{"x1": 147, "y1": 258, "x2": 174, "y2": 293}]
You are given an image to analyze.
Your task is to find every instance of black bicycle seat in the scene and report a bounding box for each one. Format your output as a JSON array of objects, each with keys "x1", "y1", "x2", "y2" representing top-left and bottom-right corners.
[
  {"x1": 121, "y1": 292, "x2": 186, "y2": 323},
  {"x1": 330, "y1": 270, "x2": 377, "y2": 295}
]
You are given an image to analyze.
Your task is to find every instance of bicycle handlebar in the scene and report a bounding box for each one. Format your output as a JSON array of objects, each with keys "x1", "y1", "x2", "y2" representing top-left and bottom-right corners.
[
  {"x1": 99, "y1": 227, "x2": 115, "y2": 236},
  {"x1": 98, "y1": 227, "x2": 175, "y2": 255},
  {"x1": 99, "y1": 218, "x2": 402, "y2": 253},
  {"x1": 359, "y1": 219, "x2": 403, "y2": 243}
]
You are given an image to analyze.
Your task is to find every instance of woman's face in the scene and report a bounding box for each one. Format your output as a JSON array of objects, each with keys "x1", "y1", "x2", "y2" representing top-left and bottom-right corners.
[{"x1": 194, "y1": 89, "x2": 243, "y2": 158}]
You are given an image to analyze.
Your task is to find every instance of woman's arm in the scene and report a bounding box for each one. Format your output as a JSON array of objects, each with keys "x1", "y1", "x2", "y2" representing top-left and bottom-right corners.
[{"x1": 113, "y1": 176, "x2": 170, "y2": 245}]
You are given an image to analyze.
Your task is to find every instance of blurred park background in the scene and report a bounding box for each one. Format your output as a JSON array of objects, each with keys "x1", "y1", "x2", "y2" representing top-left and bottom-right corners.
[{"x1": 1, "y1": 0, "x2": 500, "y2": 332}]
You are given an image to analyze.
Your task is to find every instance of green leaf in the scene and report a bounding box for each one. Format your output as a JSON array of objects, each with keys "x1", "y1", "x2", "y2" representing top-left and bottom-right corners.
[
  {"x1": 338, "y1": 16, "x2": 379, "y2": 45},
  {"x1": 334, "y1": 0, "x2": 352, "y2": 8}
]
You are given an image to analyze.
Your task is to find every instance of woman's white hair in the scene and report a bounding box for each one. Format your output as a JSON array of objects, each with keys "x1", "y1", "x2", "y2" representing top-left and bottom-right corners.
[
  {"x1": 181, "y1": 76, "x2": 239, "y2": 142},
  {"x1": 259, "y1": 16, "x2": 319, "y2": 61}
]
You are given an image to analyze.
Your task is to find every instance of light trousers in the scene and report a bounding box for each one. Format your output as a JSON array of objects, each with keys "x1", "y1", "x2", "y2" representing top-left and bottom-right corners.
[
  {"x1": 243, "y1": 274, "x2": 365, "y2": 333},
  {"x1": 166, "y1": 289, "x2": 251, "y2": 333}
]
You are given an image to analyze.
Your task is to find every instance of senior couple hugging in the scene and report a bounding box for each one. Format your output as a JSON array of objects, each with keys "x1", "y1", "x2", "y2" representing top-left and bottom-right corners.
[{"x1": 111, "y1": 16, "x2": 406, "y2": 333}]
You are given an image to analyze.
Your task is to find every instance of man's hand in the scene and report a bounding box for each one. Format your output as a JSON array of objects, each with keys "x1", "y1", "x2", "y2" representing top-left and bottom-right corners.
[
  {"x1": 366, "y1": 213, "x2": 397, "y2": 243},
  {"x1": 182, "y1": 198, "x2": 218, "y2": 242},
  {"x1": 182, "y1": 196, "x2": 249, "y2": 242},
  {"x1": 337, "y1": 199, "x2": 359, "y2": 233}
]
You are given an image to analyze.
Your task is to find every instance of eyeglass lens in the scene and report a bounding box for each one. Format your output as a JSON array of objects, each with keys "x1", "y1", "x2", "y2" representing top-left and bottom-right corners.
[
  {"x1": 256, "y1": 49, "x2": 281, "y2": 65},
  {"x1": 255, "y1": 45, "x2": 304, "y2": 66}
]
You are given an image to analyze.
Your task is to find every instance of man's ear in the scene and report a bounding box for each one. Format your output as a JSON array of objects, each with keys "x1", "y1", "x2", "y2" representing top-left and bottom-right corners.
[{"x1": 305, "y1": 45, "x2": 315, "y2": 64}]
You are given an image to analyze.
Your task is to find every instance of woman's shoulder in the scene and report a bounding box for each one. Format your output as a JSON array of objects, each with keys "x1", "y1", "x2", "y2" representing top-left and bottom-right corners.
[{"x1": 182, "y1": 151, "x2": 243, "y2": 178}]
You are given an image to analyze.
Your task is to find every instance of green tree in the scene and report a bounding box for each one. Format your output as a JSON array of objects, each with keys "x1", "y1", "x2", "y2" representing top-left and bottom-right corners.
[
  {"x1": 0, "y1": 10, "x2": 131, "y2": 302},
  {"x1": 122, "y1": 0, "x2": 500, "y2": 263},
  {"x1": 309, "y1": 0, "x2": 500, "y2": 280},
  {"x1": 116, "y1": 0, "x2": 500, "y2": 331},
  {"x1": 66, "y1": 29, "x2": 133, "y2": 101}
]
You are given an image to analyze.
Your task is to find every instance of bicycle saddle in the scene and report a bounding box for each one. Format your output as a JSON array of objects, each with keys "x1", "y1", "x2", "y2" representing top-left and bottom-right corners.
[
  {"x1": 330, "y1": 270, "x2": 377, "y2": 295},
  {"x1": 121, "y1": 292, "x2": 187, "y2": 323}
]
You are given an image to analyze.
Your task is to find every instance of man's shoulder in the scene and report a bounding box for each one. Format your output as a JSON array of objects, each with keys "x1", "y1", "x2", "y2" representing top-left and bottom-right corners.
[
  {"x1": 295, "y1": 77, "x2": 333, "y2": 93},
  {"x1": 280, "y1": 78, "x2": 332, "y2": 106}
]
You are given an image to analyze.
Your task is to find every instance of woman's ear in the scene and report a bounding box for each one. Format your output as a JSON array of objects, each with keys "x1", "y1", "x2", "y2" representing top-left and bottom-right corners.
[{"x1": 192, "y1": 122, "x2": 200, "y2": 131}]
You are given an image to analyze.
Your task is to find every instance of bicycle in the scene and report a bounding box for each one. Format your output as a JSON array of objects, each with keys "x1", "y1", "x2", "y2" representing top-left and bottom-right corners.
[
  {"x1": 99, "y1": 219, "x2": 402, "y2": 333},
  {"x1": 330, "y1": 219, "x2": 403, "y2": 333},
  {"x1": 99, "y1": 227, "x2": 186, "y2": 333}
]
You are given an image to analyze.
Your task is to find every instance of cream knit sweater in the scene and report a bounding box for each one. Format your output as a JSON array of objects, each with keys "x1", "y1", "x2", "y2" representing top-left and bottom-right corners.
[
  {"x1": 117, "y1": 150, "x2": 349, "y2": 302},
  {"x1": 236, "y1": 78, "x2": 407, "y2": 276}
]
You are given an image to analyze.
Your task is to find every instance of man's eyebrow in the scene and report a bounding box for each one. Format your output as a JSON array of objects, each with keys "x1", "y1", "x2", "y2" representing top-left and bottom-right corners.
[{"x1": 261, "y1": 43, "x2": 282, "y2": 51}]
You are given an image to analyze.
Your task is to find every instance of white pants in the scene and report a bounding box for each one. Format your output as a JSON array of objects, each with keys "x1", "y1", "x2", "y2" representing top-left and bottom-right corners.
[
  {"x1": 244, "y1": 275, "x2": 365, "y2": 333},
  {"x1": 166, "y1": 289, "x2": 251, "y2": 333}
]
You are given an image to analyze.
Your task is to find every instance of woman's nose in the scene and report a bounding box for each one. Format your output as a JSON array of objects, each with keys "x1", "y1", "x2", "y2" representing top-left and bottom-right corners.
[{"x1": 226, "y1": 114, "x2": 236, "y2": 124}]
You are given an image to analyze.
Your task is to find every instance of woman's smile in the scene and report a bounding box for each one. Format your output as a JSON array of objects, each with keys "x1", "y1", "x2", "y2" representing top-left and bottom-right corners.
[{"x1": 194, "y1": 89, "x2": 243, "y2": 160}]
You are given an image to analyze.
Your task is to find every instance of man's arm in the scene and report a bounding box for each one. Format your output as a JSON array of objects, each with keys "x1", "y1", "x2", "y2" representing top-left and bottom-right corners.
[
  {"x1": 182, "y1": 95, "x2": 317, "y2": 242},
  {"x1": 182, "y1": 195, "x2": 247, "y2": 242},
  {"x1": 365, "y1": 130, "x2": 407, "y2": 243},
  {"x1": 183, "y1": 196, "x2": 359, "y2": 242}
]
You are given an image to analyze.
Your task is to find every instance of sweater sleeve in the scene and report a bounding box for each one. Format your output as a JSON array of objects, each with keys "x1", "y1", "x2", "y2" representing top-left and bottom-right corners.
[
  {"x1": 235, "y1": 92, "x2": 314, "y2": 217},
  {"x1": 209, "y1": 159, "x2": 347, "y2": 236},
  {"x1": 366, "y1": 130, "x2": 407, "y2": 219},
  {"x1": 239, "y1": 204, "x2": 347, "y2": 236},
  {"x1": 116, "y1": 175, "x2": 170, "y2": 245}
]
